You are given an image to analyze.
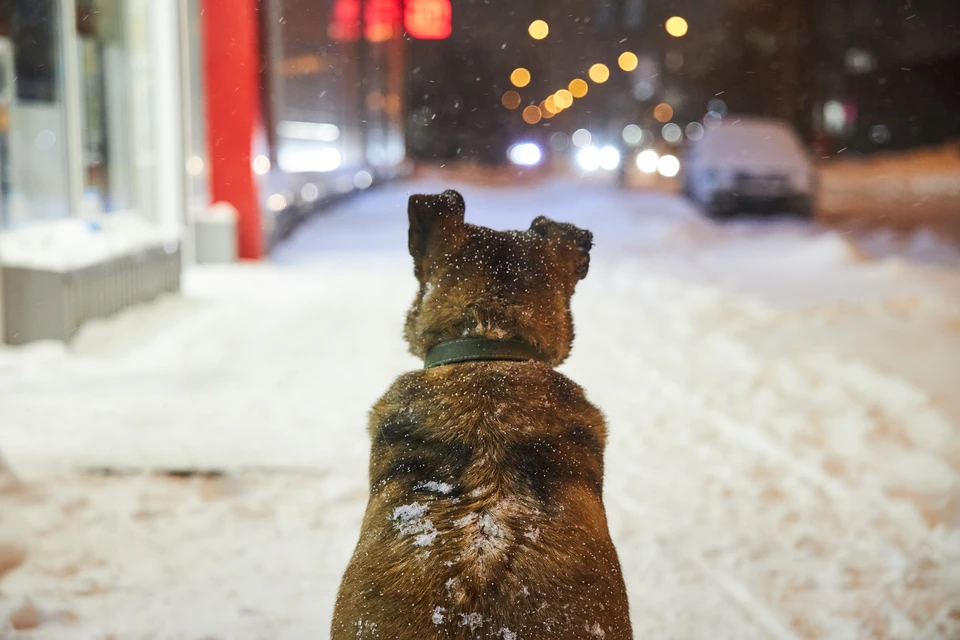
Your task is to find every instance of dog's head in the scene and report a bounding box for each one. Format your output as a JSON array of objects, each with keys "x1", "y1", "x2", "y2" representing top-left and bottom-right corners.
[{"x1": 405, "y1": 189, "x2": 592, "y2": 365}]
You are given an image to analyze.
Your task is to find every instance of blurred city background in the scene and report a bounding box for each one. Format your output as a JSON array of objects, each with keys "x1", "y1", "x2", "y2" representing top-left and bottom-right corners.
[{"x1": 0, "y1": 1, "x2": 959, "y2": 638}]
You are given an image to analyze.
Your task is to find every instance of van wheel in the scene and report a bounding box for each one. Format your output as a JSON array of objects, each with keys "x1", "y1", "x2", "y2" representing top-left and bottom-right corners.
[
  {"x1": 706, "y1": 193, "x2": 736, "y2": 220},
  {"x1": 792, "y1": 196, "x2": 815, "y2": 219}
]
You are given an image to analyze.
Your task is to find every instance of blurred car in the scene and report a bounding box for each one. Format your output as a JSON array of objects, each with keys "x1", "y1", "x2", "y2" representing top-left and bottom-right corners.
[{"x1": 682, "y1": 116, "x2": 816, "y2": 218}]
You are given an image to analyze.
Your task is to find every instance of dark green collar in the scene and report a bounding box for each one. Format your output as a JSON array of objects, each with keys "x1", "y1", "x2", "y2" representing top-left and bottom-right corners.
[{"x1": 424, "y1": 337, "x2": 547, "y2": 369}]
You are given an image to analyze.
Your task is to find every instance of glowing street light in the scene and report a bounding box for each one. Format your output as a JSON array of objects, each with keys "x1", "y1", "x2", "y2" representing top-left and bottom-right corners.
[
  {"x1": 654, "y1": 102, "x2": 674, "y2": 122},
  {"x1": 554, "y1": 89, "x2": 573, "y2": 109},
  {"x1": 568, "y1": 78, "x2": 588, "y2": 98},
  {"x1": 543, "y1": 96, "x2": 559, "y2": 115},
  {"x1": 588, "y1": 63, "x2": 610, "y2": 84},
  {"x1": 522, "y1": 105, "x2": 542, "y2": 124},
  {"x1": 528, "y1": 20, "x2": 549, "y2": 40},
  {"x1": 665, "y1": 16, "x2": 688, "y2": 37},
  {"x1": 618, "y1": 52, "x2": 638, "y2": 72},
  {"x1": 501, "y1": 90, "x2": 521, "y2": 110},
  {"x1": 510, "y1": 67, "x2": 531, "y2": 88}
]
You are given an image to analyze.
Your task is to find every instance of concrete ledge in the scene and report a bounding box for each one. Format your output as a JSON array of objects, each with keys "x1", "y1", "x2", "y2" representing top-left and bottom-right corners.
[{"x1": 2, "y1": 244, "x2": 181, "y2": 345}]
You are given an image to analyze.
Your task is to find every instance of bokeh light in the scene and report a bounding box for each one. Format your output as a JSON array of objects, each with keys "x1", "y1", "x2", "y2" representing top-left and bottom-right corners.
[
  {"x1": 253, "y1": 155, "x2": 271, "y2": 175},
  {"x1": 508, "y1": 143, "x2": 542, "y2": 166},
  {"x1": 665, "y1": 16, "x2": 688, "y2": 37},
  {"x1": 588, "y1": 63, "x2": 610, "y2": 84},
  {"x1": 662, "y1": 122, "x2": 683, "y2": 143},
  {"x1": 633, "y1": 81, "x2": 654, "y2": 101},
  {"x1": 658, "y1": 154, "x2": 681, "y2": 177},
  {"x1": 599, "y1": 145, "x2": 621, "y2": 171},
  {"x1": 568, "y1": 78, "x2": 589, "y2": 98},
  {"x1": 267, "y1": 193, "x2": 287, "y2": 211},
  {"x1": 571, "y1": 129, "x2": 592, "y2": 148},
  {"x1": 501, "y1": 90, "x2": 522, "y2": 109},
  {"x1": 636, "y1": 149, "x2": 659, "y2": 174},
  {"x1": 549, "y1": 131, "x2": 569, "y2": 151},
  {"x1": 185, "y1": 155, "x2": 204, "y2": 176},
  {"x1": 654, "y1": 102, "x2": 674, "y2": 122},
  {"x1": 543, "y1": 96, "x2": 559, "y2": 115},
  {"x1": 622, "y1": 124, "x2": 643, "y2": 145},
  {"x1": 685, "y1": 122, "x2": 705, "y2": 141},
  {"x1": 704, "y1": 111, "x2": 723, "y2": 130},
  {"x1": 870, "y1": 124, "x2": 891, "y2": 145},
  {"x1": 554, "y1": 89, "x2": 574, "y2": 109},
  {"x1": 618, "y1": 52, "x2": 639, "y2": 72},
  {"x1": 707, "y1": 98, "x2": 728, "y2": 117},
  {"x1": 522, "y1": 105, "x2": 542, "y2": 124},
  {"x1": 576, "y1": 146, "x2": 601, "y2": 171},
  {"x1": 528, "y1": 20, "x2": 549, "y2": 40},
  {"x1": 510, "y1": 68, "x2": 531, "y2": 88}
]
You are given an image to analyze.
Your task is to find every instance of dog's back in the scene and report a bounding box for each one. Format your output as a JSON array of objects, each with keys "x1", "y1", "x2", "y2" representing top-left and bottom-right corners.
[
  {"x1": 333, "y1": 361, "x2": 630, "y2": 639},
  {"x1": 332, "y1": 190, "x2": 631, "y2": 638}
]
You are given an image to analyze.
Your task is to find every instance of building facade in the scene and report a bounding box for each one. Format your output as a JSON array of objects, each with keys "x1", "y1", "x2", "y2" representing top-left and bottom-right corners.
[{"x1": 0, "y1": 0, "x2": 409, "y2": 344}]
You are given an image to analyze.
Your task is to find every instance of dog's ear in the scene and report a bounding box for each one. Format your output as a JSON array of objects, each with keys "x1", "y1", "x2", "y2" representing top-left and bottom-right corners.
[
  {"x1": 408, "y1": 190, "x2": 466, "y2": 280},
  {"x1": 530, "y1": 216, "x2": 593, "y2": 280}
]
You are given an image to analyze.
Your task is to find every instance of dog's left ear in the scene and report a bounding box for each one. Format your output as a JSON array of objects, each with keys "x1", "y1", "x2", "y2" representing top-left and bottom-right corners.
[
  {"x1": 530, "y1": 216, "x2": 593, "y2": 280},
  {"x1": 408, "y1": 190, "x2": 466, "y2": 280}
]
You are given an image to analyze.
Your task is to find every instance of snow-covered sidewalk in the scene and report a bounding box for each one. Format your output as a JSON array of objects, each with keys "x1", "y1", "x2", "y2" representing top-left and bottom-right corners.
[
  {"x1": 819, "y1": 144, "x2": 960, "y2": 242},
  {"x1": 2, "y1": 177, "x2": 959, "y2": 638}
]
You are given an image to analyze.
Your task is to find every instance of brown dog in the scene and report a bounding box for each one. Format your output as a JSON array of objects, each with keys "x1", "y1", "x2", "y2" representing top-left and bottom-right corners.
[{"x1": 332, "y1": 190, "x2": 631, "y2": 639}]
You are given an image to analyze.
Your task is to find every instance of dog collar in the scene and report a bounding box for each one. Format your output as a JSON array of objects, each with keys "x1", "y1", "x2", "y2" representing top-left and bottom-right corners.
[{"x1": 424, "y1": 337, "x2": 546, "y2": 369}]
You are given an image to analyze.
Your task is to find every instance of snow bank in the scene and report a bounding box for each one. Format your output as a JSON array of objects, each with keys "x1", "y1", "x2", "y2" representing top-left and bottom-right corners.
[{"x1": 0, "y1": 214, "x2": 179, "y2": 272}]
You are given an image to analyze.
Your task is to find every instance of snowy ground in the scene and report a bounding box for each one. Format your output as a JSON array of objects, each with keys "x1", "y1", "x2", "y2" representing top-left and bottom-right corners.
[
  {"x1": 2, "y1": 175, "x2": 960, "y2": 639},
  {"x1": 819, "y1": 144, "x2": 960, "y2": 243}
]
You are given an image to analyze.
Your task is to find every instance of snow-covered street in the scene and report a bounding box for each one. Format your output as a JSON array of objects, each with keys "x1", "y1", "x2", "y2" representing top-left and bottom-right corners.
[{"x1": 2, "y1": 175, "x2": 960, "y2": 639}]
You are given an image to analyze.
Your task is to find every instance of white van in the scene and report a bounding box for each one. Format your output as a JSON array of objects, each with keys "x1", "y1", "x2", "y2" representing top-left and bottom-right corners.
[{"x1": 682, "y1": 116, "x2": 816, "y2": 218}]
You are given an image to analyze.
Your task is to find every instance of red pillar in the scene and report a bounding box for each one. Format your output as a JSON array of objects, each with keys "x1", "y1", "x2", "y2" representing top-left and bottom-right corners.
[{"x1": 202, "y1": 0, "x2": 263, "y2": 259}]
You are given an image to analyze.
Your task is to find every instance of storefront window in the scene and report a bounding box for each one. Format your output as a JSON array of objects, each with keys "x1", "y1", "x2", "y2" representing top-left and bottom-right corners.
[
  {"x1": 267, "y1": 0, "x2": 364, "y2": 173},
  {"x1": 76, "y1": 0, "x2": 135, "y2": 215},
  {"x1": 0, "y1": 36, "x2": 13, "y2": 226},
  {"x1": 0, "y1": 0, "x2": 170, "y2": 230},
  {"x1": 0, "y1": 0, "x2": 73, "y2": 226}
]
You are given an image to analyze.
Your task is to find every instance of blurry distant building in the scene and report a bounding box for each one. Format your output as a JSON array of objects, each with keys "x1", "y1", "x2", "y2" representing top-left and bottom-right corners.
[
  {"x1": 805, "y1": 0, "x2": 960, "y2": 153},
  {"x1": 681, "y1": 0, "x2": 959, "y2": 154}
]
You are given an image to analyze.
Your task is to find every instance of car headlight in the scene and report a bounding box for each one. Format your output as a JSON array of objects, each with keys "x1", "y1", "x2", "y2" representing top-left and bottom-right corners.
[
  {"x1": 657, "y1": 154, "x2": 680, "y2": 177},
  {"x1": 576, "y1": 146, "x2": 602, "y2": 171},
  {"x1": 599, "y1": 146, "x2": 621, "y2": 170},
  {"x1": 636, "y1": 149, "x2": 659, "y2": 174},
  {"x1": 508, "y1": 143, "x2": 542, "y2": 166}
]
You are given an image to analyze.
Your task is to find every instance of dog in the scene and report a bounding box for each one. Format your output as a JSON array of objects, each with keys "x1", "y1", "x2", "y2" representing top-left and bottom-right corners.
[{"x1": 332, "y1": 190, "x2": 631, "y2": 639}]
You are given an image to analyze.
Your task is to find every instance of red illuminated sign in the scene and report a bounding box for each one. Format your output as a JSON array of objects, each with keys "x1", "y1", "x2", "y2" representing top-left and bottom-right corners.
[
  {"x1": 329, "y1": 0, "x2": 360, "y2": 41},
  {"x1": 365, "y1": 0, "x2": 402, "y2": 42},
  {"x1": 330, "y1": 0, "x2": 405, "y2": 42},
  {"x1": 331, "y1": 0, "x2": 449, "y2": 42},
  {"x1": 405, "y1": 0, "x2": 452, "y2": 40}
]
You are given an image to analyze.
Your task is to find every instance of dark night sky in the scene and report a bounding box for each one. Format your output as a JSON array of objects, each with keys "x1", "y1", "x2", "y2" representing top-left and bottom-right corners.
[{"x1": 896, "y1": 0, "x2": 960, "y2": 61}]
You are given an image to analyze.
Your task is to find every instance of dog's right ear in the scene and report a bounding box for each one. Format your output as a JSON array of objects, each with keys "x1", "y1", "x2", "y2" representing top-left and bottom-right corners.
[{"x1": 408, "y1": 190, "x2": 466, "y2": 280}]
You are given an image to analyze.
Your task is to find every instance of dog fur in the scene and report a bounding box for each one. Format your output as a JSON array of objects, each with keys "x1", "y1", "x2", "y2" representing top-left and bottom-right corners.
[{"x1": 332, "y1": 190, "x2": 632, "y2": 639}]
